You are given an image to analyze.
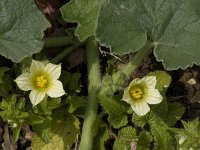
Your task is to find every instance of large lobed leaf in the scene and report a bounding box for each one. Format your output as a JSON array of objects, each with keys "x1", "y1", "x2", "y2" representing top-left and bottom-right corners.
[
  {"x1": 60, "y1": 0, "x2": 105, "y2": 41},
  {"x1": 96, "y1": 0, "x2": 200, "y2": 70},
  {"x1": 0, "y1": 0, "x2": 50, "y2": 62}
]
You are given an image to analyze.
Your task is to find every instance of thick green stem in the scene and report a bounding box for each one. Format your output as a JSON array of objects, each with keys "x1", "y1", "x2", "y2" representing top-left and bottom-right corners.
[
  {"x1": 122, "y1": 42, "x2": 153, "y2": 77},
  {"x1": 43, "y1": 36, "x2": 73, "y2": 48},
  {"x1": 112, "y1": 42, "x2": 153, "y2": 87},
  {"x1": 79, "y1": 38, "x2": 101, "y2": 150}
]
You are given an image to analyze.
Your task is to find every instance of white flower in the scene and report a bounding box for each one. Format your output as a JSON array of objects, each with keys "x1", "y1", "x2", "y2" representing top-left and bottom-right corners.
[
  {"x1": 15, "y1": 60, "x2": 65, "y2": 106},
  {"x1": 122, "y1": 76, "x2": 162, "y2": 116}
]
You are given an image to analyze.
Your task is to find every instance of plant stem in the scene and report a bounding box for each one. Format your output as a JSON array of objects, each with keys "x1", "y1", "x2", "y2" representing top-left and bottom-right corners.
[
  {"x1": 50, "y1": 45, "x2": 78, "y2": 64},
  {"x1": 112, "y1": 42, "x2": 153, "y2": 87},
  {"x1": 79, "y1": 37, "x2": 101, "y2": 150},
  {"x1": 122, "y1": 42, "x2": 154, "y2": 77},
  {"x1": 43, "y1": 36, "x2": 73, "y2": 48}
]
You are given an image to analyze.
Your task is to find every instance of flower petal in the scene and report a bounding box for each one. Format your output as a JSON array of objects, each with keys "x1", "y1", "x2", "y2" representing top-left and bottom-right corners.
[
  {"x1": 146, "y1": 89, "x2": 163, "y2": 104},
  {"x1": 122, "y1": 89, "x2": 132, "y2": 104},
  {"x1": 44, "y1": 63, "x2": 61, "y2": 79},
  {"x1": 30, "y1": 60, "x2": 45, "y2": 73},
  {"x1": 131, "y1": 102, "x2": 150, "y2": 116},
  {"x1": 128, "y1": 78, "x2": 141, "y2": 88},
  {"x1": 142, "y1": 76, "x2": 156, "y2": 88},
  {"x1": 15, "y1": 73, "x2": 33, "y2": 91},
  {"x1": 29, "y1": 90, "x2": 45, "y2": 106},
  {"x1": 47, "y1": 80, "x2": 65, "y2": 97}
]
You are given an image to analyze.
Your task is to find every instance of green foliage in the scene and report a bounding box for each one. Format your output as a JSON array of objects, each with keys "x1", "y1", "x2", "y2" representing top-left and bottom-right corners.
[
  {"x1": 60, "y1": 0, "x2": 105, "y2": 41},
  {"x1": 60, "y1": 71, "x2": 81, "y2": 94},
  {"x1": 137, "y1": 132, "x2": 153, "y2": 150},
  {"x1": 149, "y1": 113, "x2": 175, "y2": 150},
  {"x1": 96, "y1": 0, "x2": 200, "y2": 70},
  {"x1": 0, "y1": 67, "x2": 11, "y2": 97},
  {"x1": 67, "y1": 96, "x2": 87, "y2": 118},
  {"x1": 147, "y1": 70, "x2": 172, "y2": 92},
  {"x1": 132, "y1": 99, "x2": 185, "y2": 149},
  {"x1": 165, "y1": 102, "x2": 185, "y2": 126},
  {"x1": 0, "y1": 67, "x2": 9, "y2": 84},
  {"x1": 0, "y1": 0, "x2": 50, "y2": 62},
  {"x1": 0, "y1": 95, "x2": 29, "y2": 141},
  {"x1": 32, "y1": 113, "x2": 80, "y2": 150},
  {"x1": 113, "y1": 126, "x2": 137, "y2": 150},
  {"x1": 177, "y1": 118, "x2": 200, "y2": 150},
  {"x1": 99, "y1": 95, "x2": 129, "y2": 128}
]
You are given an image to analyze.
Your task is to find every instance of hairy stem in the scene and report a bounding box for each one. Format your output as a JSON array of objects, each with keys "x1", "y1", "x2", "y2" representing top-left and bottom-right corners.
[
  {"x1": 122, "y1": 42, "x2": 154, "y2": 77},
  {"x1": 79, "y1": 37, "x2": 101, "y2": 150},
  {"x1": 113, "y1": 42, "x2": 153, "y2": 85}
]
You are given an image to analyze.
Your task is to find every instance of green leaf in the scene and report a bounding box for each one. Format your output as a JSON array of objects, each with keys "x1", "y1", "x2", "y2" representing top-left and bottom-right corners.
[
  {"x1": 96, "y1": 0, "x2": 200, "y2": 70},
  {"x1": 154, "y1": 0, "x2": 200, "y2": 70},
  {"x1": 132, "y1": 113, "x2": 150, "y2": 128},
  {"x1": 13, "y1": 122, "x2": 23, "y2": 142},
  {"x1": 96, "y1": 0, "x2": 147, "y2": 54},
  {"x1": 147, "y1": 70, "x2": 172, "y2": 92},
  {"x1": 99, "y1": 96, "x2": 129, "y2": 128},
  {"x1": 0, "y1": 67, "x2": 9, "y2": 83},
  {"x1": 60, "y1": 0, "x2": 104, "y2": 41},
  {"x1": 113, "y1": 126, "x2": 137, "y2": 150},
  {"x1": 177, "y1": 118, "x2": 200, "y2": 149},
  {"x1": 60, "y1": 72, "x2": 81, "y2": 93},
  {"x1": 67, "y1": 96, "x2": 87, "y2": 114},
  {"x1": 137, "y1": 132, "x2": 153, "y2": 150},
  {"x1": 32, "y1": 114, "x2": 80, "y2": 150},
  {"x1": 0, "y1": 96, "x2": 29, "y2": 121},
  {"x1": 32, "y1": 117, "x2": 51, "y2": 143},
  {"x1": 0, "y1": 0, "x2": 50, "y2": 62},
  {"x1": 148, "y1": 113, "x2": 175, "y2": 150},
  {"x1": 165, "y1": 102, "x2": 185, "y2": 126}
]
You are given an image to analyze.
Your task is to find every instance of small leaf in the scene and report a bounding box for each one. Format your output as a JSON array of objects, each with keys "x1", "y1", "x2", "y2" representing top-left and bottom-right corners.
[
  {"x1": 165, "y1": 102, "x2": 185, "y2": 126},
  {"x1": 99, "y1": 96, "x2": 129, "y2": 128},
  {"x1": 149, "y1": 112, "x2": 176, "y2": 150},
  {"x1": 137, "y1": 132, "x2": 153, "y2": 150},
  {"x1": 13, "y1": 122, "x2": 23, "y2": 142},
  {"x1": 67, "y1": 96, "x2": 87, "y2": 114},
  {"x1": 0, "y1": 67, "x2": 9, "y2": 84},
  {"x1": 178, "y1": 118, "x2": 200, "y2": 149},
  {"x1": 32, "y1": 118, "x2": 51, "y2": 143},
  {"x1": 113, "y1": 126, "x2": 137, "y2": 150},
  {"x1": 32, "y1": 114, "x2": 80, "y2": 150},
  {"x1": 147, "y1": 70, "x2": 172, "y2": 92},
  {"x1": 0, "y1": 0, "x2": 51, "y2": 62},
  {"x1": 60, "y1": 0, "x2": 105, "y2": 41}
]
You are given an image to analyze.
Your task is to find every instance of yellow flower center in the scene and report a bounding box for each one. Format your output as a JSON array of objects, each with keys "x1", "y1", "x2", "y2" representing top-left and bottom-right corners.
[
  {"x1": 131, "y1": 87, "x2": 143, "y2": 99},
  {"x1": 36, "y1": 75, "x2": 48, "y2": 88}
]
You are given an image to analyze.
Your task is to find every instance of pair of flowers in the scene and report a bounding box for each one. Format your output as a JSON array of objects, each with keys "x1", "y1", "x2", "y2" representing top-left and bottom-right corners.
[{"x1": 15, "y1": 60, "x2": 162, "y2": 116}]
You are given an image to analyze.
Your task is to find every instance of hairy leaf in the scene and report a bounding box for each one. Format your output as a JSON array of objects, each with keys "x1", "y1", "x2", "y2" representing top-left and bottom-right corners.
[
  {"x1": 32, "y1": 114, "x2": 80, "y2": 150},
  {"x1": 137, "y1": 132, "x2": 152, "y2": 150},
  {"x1": 99, "y1": 96, "x2": 129, "y2": 128},
  {"x1": 113, "y1": 126, "x2": 137, "y2": 150}
]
